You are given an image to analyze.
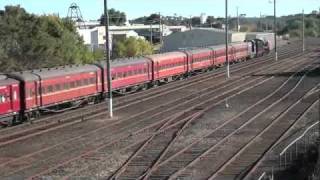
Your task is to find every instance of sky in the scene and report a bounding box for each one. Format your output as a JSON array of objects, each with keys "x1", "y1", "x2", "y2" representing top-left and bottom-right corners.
[{"x1": 0, "y1": 0, "x2": 319, "y2": 20}]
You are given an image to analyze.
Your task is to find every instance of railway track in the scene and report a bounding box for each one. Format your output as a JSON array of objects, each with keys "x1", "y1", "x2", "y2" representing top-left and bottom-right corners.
[
  {"x1": 240, "y1": 99, "x2": 320, "y2": 180},
  {"x1": 0, "y1": 43, "x2": 303, "y2": 147},
  {"x1": 209, "y1": 84, "x2": 320, "y2": 180},
  {"x1": 21, "y1": 51, "x2": 317, "y2": 179},
  {"x1": 0, "y1": 43, "x2": 314, "y2": 179},
  {"x1": 104, "y1": 55, "x2": 319, "y2": 180}
]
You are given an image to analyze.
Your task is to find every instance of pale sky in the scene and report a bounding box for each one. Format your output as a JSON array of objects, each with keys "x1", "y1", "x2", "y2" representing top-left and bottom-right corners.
[{"x1": 0, "y1": 0, "x2": 319, "y2": 20}]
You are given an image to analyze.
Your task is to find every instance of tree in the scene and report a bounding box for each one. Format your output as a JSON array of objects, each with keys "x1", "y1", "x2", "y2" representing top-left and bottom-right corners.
[
  {"x1": 206, "y1": 16, "x2": 215, "y2": 25},
  {"x1": 0, "y1": 5, "x2": 95, "y2": 72},
  {"x1": 146, "y1": 14, "x2": 160, "y2": 24},
  {"x1": 100, "y1": 8, "x2": 127, "y2": 26},
  {"x1": 191, "y1": 17, "x2": 201, "y2": 26},
  {"x1": 114, "y1": 37, "x2": 153, "y2": 58}
]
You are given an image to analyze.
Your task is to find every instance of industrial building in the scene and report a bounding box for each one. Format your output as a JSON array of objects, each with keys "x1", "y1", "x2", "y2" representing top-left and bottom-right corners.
[
  {"x1": 77, "y1": 24, "x2": 187, "y2": 52},
  {"x1": 161, "y1": 28, "x2": 246, "y2": 52}
]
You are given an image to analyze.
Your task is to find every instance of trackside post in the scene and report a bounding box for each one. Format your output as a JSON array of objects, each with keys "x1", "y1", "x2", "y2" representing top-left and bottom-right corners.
[{"x1": 104, "y1": 0, "x2": 113, "y2": 118}]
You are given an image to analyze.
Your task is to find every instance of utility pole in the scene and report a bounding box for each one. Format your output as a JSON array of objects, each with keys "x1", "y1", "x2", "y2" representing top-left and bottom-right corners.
[
  {"x1": 302, "y1": 9, "x2": 305, "y2": 52},
  {"x1": 159, "y1": 12, "x2": 162, "y2": 46},
  {"x1": 226, "y1": 0, "x2": 230, "y2": 78},
  {"x1": 189, "y1": 15, "x2": 192, "y2": 30},
  {"x1": 104, "y1": 0, "x2": 113, "y2": 118},
  {"x1": 260, "y1": 12, "x2": 262, "y2": 32},
  {"x1": 150, "y1": 24, "x2": 153, "y2": 44},
  {"x1": 237, "y1": 6, "x2": 240, "y2": 32},
  {"x1": 274, "y1": 0, "x2": 278, "y2": 61},
  {"x1": 318, "y1": 94, "x2": 320, "y2": 141}
]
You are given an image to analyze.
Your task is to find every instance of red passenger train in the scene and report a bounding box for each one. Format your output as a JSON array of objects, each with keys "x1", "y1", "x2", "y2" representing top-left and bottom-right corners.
[{"x1": 0, "y1": 40, "x2": 269, "y2": 125}]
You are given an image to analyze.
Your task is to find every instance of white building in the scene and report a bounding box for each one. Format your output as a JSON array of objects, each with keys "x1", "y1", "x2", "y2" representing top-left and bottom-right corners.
[
  {"x1": 200, "y1": 13, "x2": 207, "y2": 24},
  {"x1": 77, "y1": 26, "x2": 142, "y2": 51},
  {"x1": 77, "y1": 24, "x2": 183, "y2": 51}
]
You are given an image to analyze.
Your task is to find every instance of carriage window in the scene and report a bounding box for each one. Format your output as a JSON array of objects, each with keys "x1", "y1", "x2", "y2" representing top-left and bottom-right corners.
[
  {"x1": 47, "y1": 86, "x2": 53, "y2": 93},
  {"x1": 55, "y1": 84, "x2": 61, "y2": 91},
  {"x1": 29, "y1": 89, "x2": 34, "y2": 97},
  {"x1": 13, "y1": 91, "x2": 17, "y2": 100},
  {"x1": 76, "y1": 80, "x2": 82, "y2": 87},
  {"x1": 90, "y1": 77, "x2": 96, "y2": 84},
  {"x1": 117, "y1": 72, "x2": 122, "y2": 78},
  {"x1": 70, "y1": 82, "x2": 75, "y2": 88},
  {"x1": 111, "y1": 74, "x2": 116, "y2": 80},
  {"x1": 41, "y1": 87, "x2": 46, "y2": 94},
  {"x1": 83, "y1": 79, "x2": 89, "y2": 85},
  {"x1": 64, "y1": 83, "x2": 69, "y2": 90},
  {"x1": 123, "y1": 72, "x2": 127, "y2": 78},
  {"x1": 0, "y1": 95, "x2": 4, "y2": 103}
]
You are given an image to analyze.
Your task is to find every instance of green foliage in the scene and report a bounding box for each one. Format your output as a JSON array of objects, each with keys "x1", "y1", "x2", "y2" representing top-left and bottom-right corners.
[
  {"x1": 100, "y1": 8, "x2": 127, "y2": 26},
  {"x1": 191, "y1": 17, "x2": 201, "y2": 26},
  {"x1": 206, "y1": 16, "x2": 215, "y2": 25},
  {"x1": 146, "y1": 14, "x2": 160, "y2": 24},
  {"x1": 93, "y1": 49, "x2": 105, "y2": 61},
  {"x1": 114, "y1": 37, "x2": 153, "y2": 58},
  {"x1": 277, "y1": 14, "x2": 320, "y2": 38},
  {"x1": 0, "y1": 6, "x2": 95, "y2": 72}
]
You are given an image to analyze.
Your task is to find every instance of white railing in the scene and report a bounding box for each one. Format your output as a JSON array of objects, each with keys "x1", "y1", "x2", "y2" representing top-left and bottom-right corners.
[
  {"x1": 257, "y1": 121, "x2": 319, "y2": 180},
  {"x1": 279, "y1": 121, "x2": 319, "y2": 169}
]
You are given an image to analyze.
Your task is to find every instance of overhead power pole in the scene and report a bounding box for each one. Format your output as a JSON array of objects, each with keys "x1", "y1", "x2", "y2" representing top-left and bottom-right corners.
[
  {"x1": 274, "y1": 0, "x2": 278, "y2": 61},
  {"x1": 150, "y1": 24, "x2": 153, "y2": 44},
  {"x1": 226, "y1": 0, "x2": 230, "y2": 78},
  {"x1": 159, "y1": 12, "x2": 162, "y2": 46},
  {"x1": 104, "y1": 0, "x2": 113, "y2": 118},
  {"x1": 302, "y1": 9, "x2": 305, "y2": 52},
  {"x1": 237, "y1": 6, "x2": 240, "y2": 32}
]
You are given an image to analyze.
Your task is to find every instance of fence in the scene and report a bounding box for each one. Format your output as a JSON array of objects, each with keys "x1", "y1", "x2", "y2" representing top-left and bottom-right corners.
[{"x1": 258, "y1": 121, "x2": 319, "y2": 180}]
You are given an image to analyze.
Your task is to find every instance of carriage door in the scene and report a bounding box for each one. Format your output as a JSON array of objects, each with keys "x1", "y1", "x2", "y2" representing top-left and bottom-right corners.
[
  {"x1": 34, "y1": 81, "x2": 39, "y2": 107},
  {"x1": 0, "y1": 87, "x2": 9, "y2": 113},
  {"x1": 8, "y1": 85, "x2": 14, "y2": 111}
]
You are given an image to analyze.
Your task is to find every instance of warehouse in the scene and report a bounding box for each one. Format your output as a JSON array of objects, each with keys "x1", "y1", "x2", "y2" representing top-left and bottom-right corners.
[{"x1": 161, "y1": 28, "x2": 246, "y2": 52}]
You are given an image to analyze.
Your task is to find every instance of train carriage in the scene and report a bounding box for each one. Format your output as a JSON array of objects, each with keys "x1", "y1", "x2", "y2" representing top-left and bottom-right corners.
[
  {"x1": 231, "y1": 42, "x2": 251, "y2": 61},
  {"x1": 209, "y1": 45, "x2": 234, "y2": 66},
  {"x1": 8, "y1": 72, "x2": 40, "y2": 116},
  {"x1": 97, "y1": 58, "x2": 152, "y2": 94},
  {"x1": 33, "y1": 65, "x2": 103, "y2": 109},
  {"x1": 185, "y1": 48, "x2": 214, "y2": 72},
  {"x1": 147, "y1": 52, "x2": 188, "y2": 83},
  {"x1": 10, "y1": 65, "x2": 103, "y2": 117},
  {"x1": 0, "y1": 75, "x2": 20, "y2": 124}
]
